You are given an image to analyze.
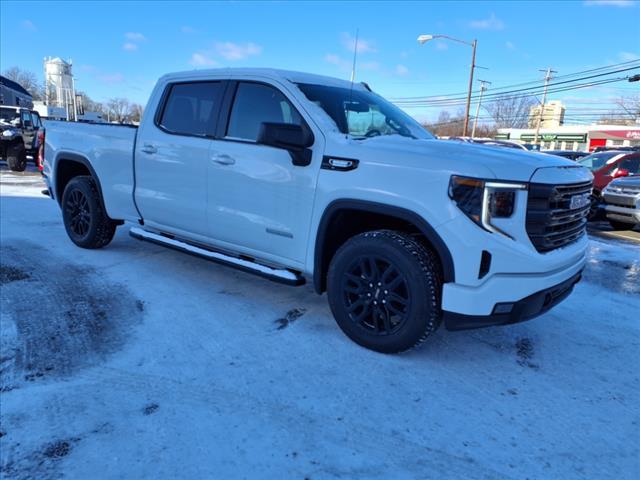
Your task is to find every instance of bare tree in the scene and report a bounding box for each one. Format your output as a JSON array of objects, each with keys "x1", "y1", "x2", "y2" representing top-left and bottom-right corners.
[
  {"x1": 483, "y1": 95, "x2": 536, "y2": 129},
  {"x1": 614, "y1": 95, "x2": 640, "y2": 123},
  {"x1": 129, "y1": 103, "x2": 144, "y2": 123},
  {"x1": 105, "y1": 97, "x2": 132, "y2": 123},
  {"x1": 3, "y1": 66, "x2": 45, "y2": 100},
  {"x1": 423, "y1": 110, "x2": 465, "y2": 137}
]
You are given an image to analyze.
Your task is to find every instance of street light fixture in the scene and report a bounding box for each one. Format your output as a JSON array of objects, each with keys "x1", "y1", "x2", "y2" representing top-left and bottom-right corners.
[{"x1": 417, "y1": 34, "x2": 478, "y2": 137}]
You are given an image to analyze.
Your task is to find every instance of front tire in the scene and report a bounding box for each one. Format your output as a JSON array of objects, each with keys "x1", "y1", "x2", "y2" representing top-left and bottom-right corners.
[
  {"x1": 61, "y1": 176, "x2": 117, "y2": 249},
  {"x1": 608, "y1": 219, "x2": 634, "y2": 231},
  {"x1": 327, "y1": 230, "x2": 442, "y2": 353},
  {"x1": 7, "y1": 143, "x2": 27, "y2": 172}
]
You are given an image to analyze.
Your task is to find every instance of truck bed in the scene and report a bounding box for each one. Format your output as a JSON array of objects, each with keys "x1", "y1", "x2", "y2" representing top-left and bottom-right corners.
[{"x1": 43, "y1": 120, "x2": 140, "y2": 221}]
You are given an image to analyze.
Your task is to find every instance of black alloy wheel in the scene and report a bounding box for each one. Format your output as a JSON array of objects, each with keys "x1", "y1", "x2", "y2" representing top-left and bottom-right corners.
[
  {"x1": 342, "y1": 255, "x2": 411, "y2": 335},
  {"x1": 65, "y1": 189, "x2": 92, "y2": 237}
]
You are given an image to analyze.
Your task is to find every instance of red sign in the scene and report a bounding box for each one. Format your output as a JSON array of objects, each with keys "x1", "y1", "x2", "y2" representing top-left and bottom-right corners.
[{"x1": 589, "y1": 129, "x2": 640, "y2": 140}]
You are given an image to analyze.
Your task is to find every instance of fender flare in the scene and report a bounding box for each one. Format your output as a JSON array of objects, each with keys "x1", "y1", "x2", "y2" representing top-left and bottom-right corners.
[
  {"x1": 313, "y1": 199, "x2": 455, "y2": 293},
  {"x1": 53, "y1": 152, "x2": 105, "y2": 206}
]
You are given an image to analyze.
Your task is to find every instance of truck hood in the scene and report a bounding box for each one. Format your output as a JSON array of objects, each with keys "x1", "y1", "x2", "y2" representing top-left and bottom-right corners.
[{"x1": 331, "y1": 136, "x2": 584, "y2": 183}]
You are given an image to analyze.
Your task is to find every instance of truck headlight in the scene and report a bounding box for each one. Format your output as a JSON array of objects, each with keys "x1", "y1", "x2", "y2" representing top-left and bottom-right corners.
[
  {"x1": 449, "y1": 176, "x2": 527, "y2": 238},
  {"x1": 2, "y1": 129, "x2": 17, "y2": 137}
]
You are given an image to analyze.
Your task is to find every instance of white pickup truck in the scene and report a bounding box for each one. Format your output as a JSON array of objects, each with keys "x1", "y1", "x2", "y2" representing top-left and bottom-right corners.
[{"x1": 42, "y1": 68, "x2": 592, "y2": 353}]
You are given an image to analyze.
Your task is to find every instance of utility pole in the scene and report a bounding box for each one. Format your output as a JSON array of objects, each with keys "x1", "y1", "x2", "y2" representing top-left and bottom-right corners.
[
  {"x1": 462, "y1": 39, "x2": 477, "y2": 137},
  {"x1": 533, "y1": 67, "x2": 557, "y2": 147},
  {"x1": 471, "y1": 79, "x2": 491, "y2": 138}
]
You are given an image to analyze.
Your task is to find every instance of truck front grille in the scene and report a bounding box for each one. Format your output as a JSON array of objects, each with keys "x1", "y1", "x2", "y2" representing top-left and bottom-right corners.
[{"x1": 526, "y1": 180, "x2": 592, "y2": 253}]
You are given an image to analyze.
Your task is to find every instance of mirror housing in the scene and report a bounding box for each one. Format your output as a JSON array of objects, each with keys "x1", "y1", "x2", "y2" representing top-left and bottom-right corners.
[
  {"x1": 258, "y1": 122, "x2": 314, "y2": 166},
  {"x1": 613, "y1": 168, "x2": 629, "y2": 179}
]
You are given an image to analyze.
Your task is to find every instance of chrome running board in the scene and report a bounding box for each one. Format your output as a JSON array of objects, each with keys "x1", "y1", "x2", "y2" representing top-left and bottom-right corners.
[{"x1": 129, "y1": 227, "x2": 305, "y2": 286}]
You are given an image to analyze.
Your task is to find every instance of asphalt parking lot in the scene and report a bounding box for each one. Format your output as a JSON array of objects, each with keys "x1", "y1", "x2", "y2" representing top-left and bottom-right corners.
[{"x1": 1, "y1": 164, "x2": 639, "y2": 479}]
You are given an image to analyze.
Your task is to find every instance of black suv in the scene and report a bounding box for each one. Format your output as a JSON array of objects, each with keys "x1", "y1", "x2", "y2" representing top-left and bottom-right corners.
[{"x1": 1, "y1": 106, "x2": 43, "y2": 172}]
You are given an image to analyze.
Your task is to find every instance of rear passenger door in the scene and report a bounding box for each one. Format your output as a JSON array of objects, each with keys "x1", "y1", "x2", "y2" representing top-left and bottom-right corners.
[{"x1": 135, "y1": 81, "x2": 225, "y2": 237}]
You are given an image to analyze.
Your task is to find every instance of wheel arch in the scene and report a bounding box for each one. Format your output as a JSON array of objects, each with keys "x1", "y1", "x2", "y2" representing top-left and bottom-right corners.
[
  {"x1": 54, "y1": 152, "x2": 104, "y2": 206},
  {"x1": 313, "y1": 199, "x2": 455, "y2": 294}
]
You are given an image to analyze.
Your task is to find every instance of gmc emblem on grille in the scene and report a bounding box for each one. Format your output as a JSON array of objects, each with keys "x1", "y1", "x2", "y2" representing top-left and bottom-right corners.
[{"x1": 570, "y1": 193, "x2": 590, "y2": 210}]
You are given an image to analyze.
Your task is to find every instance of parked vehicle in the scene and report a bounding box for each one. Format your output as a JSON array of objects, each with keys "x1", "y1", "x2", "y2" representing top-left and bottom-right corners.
[
  {"x1": 578, "y1": 151, "x2": 640, "y2": 218},
  {"x1": 0, "y1": 106, "x2": 43, "y2": 171},
  {"x1": 592, "y1": 145, "x2": 640, "y2": 153},
  {"x1": 602, "y1": 177, "x2": 640, "y2": 230},
  {"x1": 42, "y1": 68, "x2": 592, "y2": 353},
  {"x1": 544, "y1": 150, "x2": 588, "y2": 161}
]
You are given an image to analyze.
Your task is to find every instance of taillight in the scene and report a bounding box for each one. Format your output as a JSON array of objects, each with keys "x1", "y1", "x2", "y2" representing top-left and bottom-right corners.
[{"x1": 37, "y1": 131, "x2": 45, "y2": 171}]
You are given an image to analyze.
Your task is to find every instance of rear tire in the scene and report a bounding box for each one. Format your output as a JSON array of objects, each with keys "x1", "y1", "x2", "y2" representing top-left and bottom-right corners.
[
  {"x1": 61, "y1": 176, "x2": 117, "y2": 249},
  {"x1": 608, "y1": 219, "x2": 634, "y2": 231},
  {"x1": 7, "y1": 143, "x2": 27, "y2": 172},
  {"x1": 327, "y1": 230, "x2": 442, "y2": 353}
]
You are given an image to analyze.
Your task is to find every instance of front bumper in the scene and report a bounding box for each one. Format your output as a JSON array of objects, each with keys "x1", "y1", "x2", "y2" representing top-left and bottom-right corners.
[{"x1": 444, "y1": 270, "x2": 583, "y2": 331}]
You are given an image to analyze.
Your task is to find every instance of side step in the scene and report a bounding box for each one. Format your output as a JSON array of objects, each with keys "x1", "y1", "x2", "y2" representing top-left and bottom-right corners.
[{"x1": 129, "y1": 227, "x2": 305, "y2": 286}]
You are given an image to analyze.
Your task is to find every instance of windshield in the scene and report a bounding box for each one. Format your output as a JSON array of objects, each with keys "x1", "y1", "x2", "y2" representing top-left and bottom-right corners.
[
  {"x1": 296, "y1": 83, "x2": 433, "y2": 140},
  {"x1": 578, "y1": 151, "x2": 623, "y2": 170},
  {"x1": 0, "y1": 108, "x2": 20, "y2": 126}
]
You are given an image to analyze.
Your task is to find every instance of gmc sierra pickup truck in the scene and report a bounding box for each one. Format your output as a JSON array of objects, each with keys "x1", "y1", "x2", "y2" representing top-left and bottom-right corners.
[{"x1": 42, "y1": 68, "x2": 593, "y2": 353}]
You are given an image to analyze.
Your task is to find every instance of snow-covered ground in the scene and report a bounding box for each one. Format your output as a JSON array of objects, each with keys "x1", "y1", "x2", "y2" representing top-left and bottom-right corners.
[{"x1": 1, "y1": 166, "x2": 639, "y2": 479}]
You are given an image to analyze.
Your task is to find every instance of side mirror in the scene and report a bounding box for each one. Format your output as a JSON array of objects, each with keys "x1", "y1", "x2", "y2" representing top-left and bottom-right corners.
[
  {"x1": 23, "y1": 120, "x2": 33, "y2": 128},
  {"x1": 257, "y1": 122, "x2": 314, "y2": 166},
  {"x1": 613, "y1": 168, "x2": 629, "y2": 178}
]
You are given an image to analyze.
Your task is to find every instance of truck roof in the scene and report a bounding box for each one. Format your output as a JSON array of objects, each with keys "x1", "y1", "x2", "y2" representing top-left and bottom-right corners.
[{"x1": 160, "y1": 68, "x2": 367, "y2": 91}]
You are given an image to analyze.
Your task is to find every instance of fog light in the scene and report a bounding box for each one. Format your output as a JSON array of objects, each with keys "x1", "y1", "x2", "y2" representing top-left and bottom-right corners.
[{"x1": 493, "y1": 303, "x2": 514, "y2": 314}]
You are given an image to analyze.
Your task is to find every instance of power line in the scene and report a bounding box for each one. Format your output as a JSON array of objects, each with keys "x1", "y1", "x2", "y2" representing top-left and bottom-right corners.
[
  {"x1": 391, "y1": 59, "x2": 640, "y2": 101},
  {"x1": 393, "y1": 67, "x2": 639, "y2": 106},
  {"x1": 395, "y1": 76, "x2": 633, "y2": 108}
]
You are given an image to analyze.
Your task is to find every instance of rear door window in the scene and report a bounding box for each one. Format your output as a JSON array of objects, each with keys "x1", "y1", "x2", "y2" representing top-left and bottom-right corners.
[
  {"x1": 226, "y1": 82, "x2": 302, "y2": 141},
  {"x1": 159, "y1": 82, "x2": 223, "y2": 137}
]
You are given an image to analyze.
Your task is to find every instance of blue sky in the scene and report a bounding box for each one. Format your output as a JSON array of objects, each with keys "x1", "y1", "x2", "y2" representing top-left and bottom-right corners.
[{"x1": 1, "y1": 0, "x2": 639, "y2": 122}]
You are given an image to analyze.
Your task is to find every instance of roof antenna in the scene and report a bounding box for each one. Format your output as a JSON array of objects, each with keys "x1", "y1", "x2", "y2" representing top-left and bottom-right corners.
[
  {"x1": 347, "y1": 28, "x2": 359, "y2": 139},
  {"x1": 350, "y1": 29, "x2": 359, "y2": 83}
]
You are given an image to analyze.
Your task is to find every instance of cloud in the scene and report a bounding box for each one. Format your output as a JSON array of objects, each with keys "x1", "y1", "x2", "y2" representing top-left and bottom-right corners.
[
  {"x1": 506, "y1": 41, "x2": 516, "y2": 50},
  {"x1": 214, "y1": 42, "x2": 262, "y2": 60},
  {"x1": 125, "y1": 32, "x2": 146, "y2": 42},
  {"x1": 341, "y1": 33, "x2": 377, "y2": 53},
  {"x1": 21, "y1": 19, "x2": 36, "y2": 31},
  {"x1": 395, "y1": 64, "x2": 409, "y2": 76},
  {"x1": 325, "y1": 54, "x2": 350, "y2": 70},
  {"x1": 469, "y1": 13, "x2": 504, "y2": 30},
  {"x1": 97, "y1": 73, "x2": 125, "y2": 84},
  {"x1": 123, "y1": 43, "x2": 138, "y2": 51},
  {"x1": 584, "y1": 0, "x2": 634, "y2": 6},
  {"x1": 189, "y1": 53, "x2": 218, "y2": 67},
  {"x1": 618, "y1": 51, "x2": 640, "y2": 61},
  {"x1": 360, "y1": 61, "x2": 380, "y2": 71}
]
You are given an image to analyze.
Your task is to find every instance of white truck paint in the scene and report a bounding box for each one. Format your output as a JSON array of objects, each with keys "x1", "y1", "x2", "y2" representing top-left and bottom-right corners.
[{"x1": 42, "y1": 68, "x2": 593, "y2": 351}]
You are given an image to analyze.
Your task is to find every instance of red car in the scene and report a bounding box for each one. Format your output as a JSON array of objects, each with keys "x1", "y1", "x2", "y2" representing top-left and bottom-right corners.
[{"x1": 578, "y1": 151, "x2": 640, "y2": 218}]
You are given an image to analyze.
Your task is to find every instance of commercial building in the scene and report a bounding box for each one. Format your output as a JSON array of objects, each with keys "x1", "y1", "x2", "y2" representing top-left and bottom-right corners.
[
  {"x1": 528, "y1": 100, "x2": 565, "y2": 128},
  {"x1": 0, "y1": 75, "x2": 33, "y2": 108},
  {"x1": 496, "y1": 124, "x2": 640, "y2": 152}
]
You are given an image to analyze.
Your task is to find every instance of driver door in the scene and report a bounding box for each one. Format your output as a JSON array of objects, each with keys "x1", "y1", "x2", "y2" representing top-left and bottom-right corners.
[{"x1": 206, "y1": 81, "x2": 322, "y2": 267}]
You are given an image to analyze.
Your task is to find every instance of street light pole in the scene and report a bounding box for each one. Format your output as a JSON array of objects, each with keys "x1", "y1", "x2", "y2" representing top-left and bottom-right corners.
[
  {"x1": 472, "y1": 79, "x2": 490, "y2": 138},
  {"x1": 417, "y1": 34, "x2": 478, "y2": 137},
  {"x1": 463, "y1": 39, "x2": 477, "y2": 137}
]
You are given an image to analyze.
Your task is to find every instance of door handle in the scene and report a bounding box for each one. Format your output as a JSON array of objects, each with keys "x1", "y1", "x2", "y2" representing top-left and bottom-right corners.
[
  {"x1": 212, "y1": 154, "x2": 235, "y2": 165},
  {"x1": 141, "y1": 144, "x2": 157, "y2": 154}
]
